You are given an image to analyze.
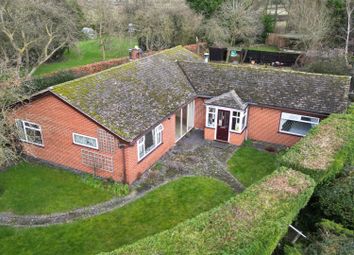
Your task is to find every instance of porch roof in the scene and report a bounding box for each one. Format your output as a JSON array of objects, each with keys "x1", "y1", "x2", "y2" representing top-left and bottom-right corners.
[{"x1": 205, "y1": 90, "x2": 247, "y2": 111}]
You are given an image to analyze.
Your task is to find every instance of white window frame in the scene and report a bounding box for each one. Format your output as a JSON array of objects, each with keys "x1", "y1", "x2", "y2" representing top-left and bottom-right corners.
[
  {"x1": 206, "y1": 105, "x2": 247, "y2": 134},
  {"x1": 73, "y1": 133, "x2": 99, "y2": 149},
  {"x1": 205, "y1": 106, "x2": 217, "y2": 128},
  {"x1": 137, "y1": 124, "x2": 164, "y2": 161},
  {"x1": 16, "y1": 119, "x2": 44, "y2": 147},
  {"x1": 279, "y1": 112, "x2": 320, "y2": 137}
]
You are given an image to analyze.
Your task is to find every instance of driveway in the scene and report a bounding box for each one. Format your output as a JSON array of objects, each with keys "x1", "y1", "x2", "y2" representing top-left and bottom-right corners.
[{"x1": 133, "y1": 130, "x2": 244, "y2": 193}]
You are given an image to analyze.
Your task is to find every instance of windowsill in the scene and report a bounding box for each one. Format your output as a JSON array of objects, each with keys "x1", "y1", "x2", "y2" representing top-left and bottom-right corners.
[
  {"x1": 229, "y1": 126, "x2": 247, "y2": 134},
  {"x1": 137, "y1": 142, "x2": 163, "y2": 163},
  {"x1": 205, "y1": 125, "x2": 216, "y2": 129},
  {"x1": 279, "y1": 130, "x2": 306, "y2": 137},
  {"x1": 20, "y1": 139, "x2": 44, "y2": 148},
  {"x1": 73, "y1": 142, "x2": 99, "y2": 150}
]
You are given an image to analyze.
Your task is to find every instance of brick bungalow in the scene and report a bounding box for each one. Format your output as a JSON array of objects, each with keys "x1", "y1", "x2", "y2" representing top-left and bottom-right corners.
[{"x1": 12, "y1": 46, "x2": 351, "y2": 184}]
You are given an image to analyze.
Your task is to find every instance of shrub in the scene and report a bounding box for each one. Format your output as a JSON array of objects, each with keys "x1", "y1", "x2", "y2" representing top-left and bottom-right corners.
[
  {"x1": 316, "y1": 172, "x2": 354, "y2": 229},
  {"x1": 280, "y1": 113, "x2": 354, "y2": 184},
  {"x1": 24, "y1": 71, "x2": 80, "y2": 93},
  {"x1": 101, "y1": 168, "x2": 315, "y2": 255},
  {"x1": 82, "y1": 175, "x2": 129, "y2": 197},
  {"x1": 261, "y1": 14, "x2": 275, "y2": 42},
  {"x1": 303, "y1": 220, "x2": 354, "y2": 255},
  {"x1": 298, "y1": 56, "x2": 350, "y2": 75}
]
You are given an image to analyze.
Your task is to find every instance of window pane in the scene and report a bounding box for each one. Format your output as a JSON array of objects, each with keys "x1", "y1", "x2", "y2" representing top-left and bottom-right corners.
[
  {"x1": 231, "y1": 117, "x2": 237, "y2": 130},
  {"x1": 25, "y1": 128, "x2": 43, "y2": 145},
  {"x1": 281, "y1": 120, "x2": 313, "y2": 136},
  {"x1": 74, "y1": 134, "x2": 97, "y2": 148},
  {"x1": 144, "y1": 130, "x2": 155, "y2": 152},
  {"x1": 16, "y1": 120, "x2": 26, "y2": 140}
]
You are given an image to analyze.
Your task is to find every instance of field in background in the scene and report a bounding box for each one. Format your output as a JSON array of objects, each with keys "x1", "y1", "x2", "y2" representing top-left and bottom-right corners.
[{"x1": 34, "y1": 37, "x2": 137, "y2": 76}]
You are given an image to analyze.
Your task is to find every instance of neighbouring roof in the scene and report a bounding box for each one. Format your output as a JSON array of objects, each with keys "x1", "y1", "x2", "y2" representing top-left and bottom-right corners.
[
  {"x1": 51, "y1": 46, "x2": 201, "y2": 142},
  {"x1": 178, "y1": 62, "x2": 351, "y2": 114},
  {"x1": 205, "y1": 90, "x2": 247, "y2": 111}
]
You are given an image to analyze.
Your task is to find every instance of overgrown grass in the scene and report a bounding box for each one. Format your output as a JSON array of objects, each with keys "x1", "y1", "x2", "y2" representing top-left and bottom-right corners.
[
  {"x1": 34, "y1": 37, "x2": 137, "y2": 76},
  {"x1": 0, "y1": 162, "x2": 115, "y2": 215},
  {"x1": 227, "y1": 141, "x2": 278, "y2": 187},
  {"x1": 0, "y1": 176, "x2": 234, "y2": 255}
]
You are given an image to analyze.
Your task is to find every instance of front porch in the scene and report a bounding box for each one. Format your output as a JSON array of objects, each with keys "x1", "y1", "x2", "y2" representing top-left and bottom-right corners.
[{"x1": 133, "y1": 130, "x2": 244, "y2": 192}]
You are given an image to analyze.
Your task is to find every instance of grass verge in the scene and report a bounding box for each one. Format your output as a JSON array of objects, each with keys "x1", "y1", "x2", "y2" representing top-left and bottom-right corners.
[{"x1": 0, "y1": 176, "x2": 234, "y2": 255}]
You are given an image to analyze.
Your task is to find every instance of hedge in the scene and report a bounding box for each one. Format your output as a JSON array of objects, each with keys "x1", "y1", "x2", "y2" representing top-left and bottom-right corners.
[
  {"x1": 279, "y1": 112, "x2": 354, "y2": 184},
  {"x1": 101, "y1": 168, "x2": 315, "y2": 255}
]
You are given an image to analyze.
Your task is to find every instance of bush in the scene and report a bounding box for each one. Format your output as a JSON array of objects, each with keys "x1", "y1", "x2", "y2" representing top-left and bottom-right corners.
[
  {"x1": 82, "y1": 175, "x2": 130, "y2": 197},
  {"x1": 261, "y1": 14, "x2": 275, "y2": 42},
  {"x1": 24, "y1": 71, "x2": 80, "y2": 93},
  {"x1": 280, "y1": 113, "x2": 354, "y2": 184},
  {"x1": 298, "y1": 57, "x2": 350, "y2": 75},
  {"x1": 303, "y1": 220, "x2": 354, "y2": 255},
  {"x1": 316, "y1": 172, "x2": 354, "y2": 229},
  {"x1": 101, "y1": 168, "x2": 315, "y2": 255}
]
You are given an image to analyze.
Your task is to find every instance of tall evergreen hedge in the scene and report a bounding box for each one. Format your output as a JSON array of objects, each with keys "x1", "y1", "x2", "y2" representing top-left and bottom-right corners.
[
  {"x1": 101, "y1": 168, "x2": 315, "y2": 255},
  {"x1": 280, "y1": 112, "x2": 354, "y2": 184}
]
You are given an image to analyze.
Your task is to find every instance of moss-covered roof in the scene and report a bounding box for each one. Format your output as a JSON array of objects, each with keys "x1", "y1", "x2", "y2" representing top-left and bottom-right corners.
[
  {"x1": 179, "y1": 61, "x2": 351, "y2": 114},
  {"x1": 51, "y1": 46, "x2": 200, "y2": 141}
]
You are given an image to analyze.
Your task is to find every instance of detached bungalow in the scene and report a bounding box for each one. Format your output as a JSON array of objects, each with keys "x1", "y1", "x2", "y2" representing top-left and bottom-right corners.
[{"x1": 13, "y1": 46, "x2": 351, "y2": 184}]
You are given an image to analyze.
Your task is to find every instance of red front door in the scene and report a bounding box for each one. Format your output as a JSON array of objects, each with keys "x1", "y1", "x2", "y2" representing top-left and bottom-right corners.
[{"x1": 216, "y1": 110, "x2": 230, "y2": 142}]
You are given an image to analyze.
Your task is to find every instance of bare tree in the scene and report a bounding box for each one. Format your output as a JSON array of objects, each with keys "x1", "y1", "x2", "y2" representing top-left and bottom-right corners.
[
  {"x1": 85, "y1": 0, "x2": 119, "y2": 60},
  {"x1": 0, "y1": 0, "x2": 79, "y2": 78},
  {"x1": 207, "y1": 0, "x2": 262, "y2": 46},
  {"x1": 287, "y1": 0, "x2": 331, "y2": 50},
  {"x1": 0, "y1": 63, "x2": 27, "y2": 167},
  {"x1": 131, "y1": 0, "x2": 202, "y2": 51}
]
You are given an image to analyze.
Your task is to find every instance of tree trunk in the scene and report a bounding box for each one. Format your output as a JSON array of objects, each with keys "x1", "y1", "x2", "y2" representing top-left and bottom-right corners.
[{"x1": 345, "y1": 2, "x2": 353, "y2": 66}]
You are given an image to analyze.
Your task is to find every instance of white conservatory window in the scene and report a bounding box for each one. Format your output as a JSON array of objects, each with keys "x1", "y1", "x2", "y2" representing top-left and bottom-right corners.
[
  {"x1": 230, "y1": 110, "x2": 247, "y2": 133},
  {"x1": 279, "y1": 112, "x2": 319, "y2": 136}
]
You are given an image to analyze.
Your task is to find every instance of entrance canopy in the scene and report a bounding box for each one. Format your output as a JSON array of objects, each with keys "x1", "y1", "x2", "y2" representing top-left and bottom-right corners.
[{"x1": 205, "y1": 90, "x2": 247, "y2": 111}]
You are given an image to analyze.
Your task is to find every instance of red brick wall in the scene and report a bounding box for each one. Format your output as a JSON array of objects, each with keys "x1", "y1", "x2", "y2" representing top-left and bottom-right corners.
[
  {"x1": 204, "y1": 127, "x2": 215, "y2": 141},
  {"x1": 229, "y1": 131, "x2": 246, "y2": 146},
  {"x1": 124, "y1": 115, "x2": 176, "y2": 184},
  {"x1": 247, "y1": 105, "x2": 302, "y2": 146},
  {"x1": 194, "y1": 98, "x2": 206, "y2": 129},
  {"x1": 12, "y1": 94, "x2": 125, "y2": 181}
]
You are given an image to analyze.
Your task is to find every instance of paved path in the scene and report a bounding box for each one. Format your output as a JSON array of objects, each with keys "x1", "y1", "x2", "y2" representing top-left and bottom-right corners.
[
  {"x1": 0, "y1": 130, "x2": 244, "y2": 228},
  {"x1": 133, "y1": 130, "x2": 244, "y2": 193}
]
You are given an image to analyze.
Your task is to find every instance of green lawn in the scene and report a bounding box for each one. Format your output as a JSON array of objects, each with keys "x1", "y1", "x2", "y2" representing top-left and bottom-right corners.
[
  {"x1": 0, "y1": 177, "x2": 234, "y2": 255},
  {"x1": 34, "y1": 37, "x2": 137, "y2": 76},
  {"x1": 228, "y1": 141, "x2": 278, "y2": 187},
  {"x1": 0, "y1": 162, "x2": 115, "y2": 215}
]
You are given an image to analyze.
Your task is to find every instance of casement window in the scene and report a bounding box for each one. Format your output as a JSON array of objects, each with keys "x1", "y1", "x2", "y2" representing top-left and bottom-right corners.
[
  {"x1": 73, "y1": 133, "x2": 99, "y2": 149},
  {"x1": 16, "y1": 120, "x2": 44, "y2": 146},
  {"x1": 279, "y1": 112, "x2": 319, "y2": 136},
  {"x1": 230, "y1": 110, "x2": 247, "y2": 133},
  {"x1": 138, "y1": 124, "x2": 164, "y2": 161},
  {"x1": 206, "y1": 106, "x2": 216, "y2": 128}
]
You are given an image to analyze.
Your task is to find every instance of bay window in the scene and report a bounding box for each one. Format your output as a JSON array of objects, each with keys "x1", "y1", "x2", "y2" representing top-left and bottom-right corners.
[
  {"x1": 16, "y1": 120, "x2": 44, "y2": 146},
  {"x1": 279, "y1": 112, "x2": 319, "y2": 136},
  {"x1": 138, "y1": 124, "x2": 164, "y2": 161}
]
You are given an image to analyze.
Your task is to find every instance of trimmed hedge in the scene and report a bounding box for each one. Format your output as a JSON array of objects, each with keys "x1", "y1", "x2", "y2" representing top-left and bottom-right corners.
[
  {"x1": 280, "y1": 112, "x2": 354, "y2": 184},
  {"x1": 101, "y1": 168, "x2": 315, "y2": 255}
]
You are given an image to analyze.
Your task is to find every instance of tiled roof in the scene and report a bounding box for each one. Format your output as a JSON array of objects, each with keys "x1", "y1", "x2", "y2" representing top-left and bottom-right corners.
[
  {"x1": 51, "y1": 46, "x2": 201, "y2": 142},
  {"x1": 205, "y1": 90, "x2": 247, "y2": 110},
  {"x1": 178, "y1": 62, "x2": 351, "y2": 114}
]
